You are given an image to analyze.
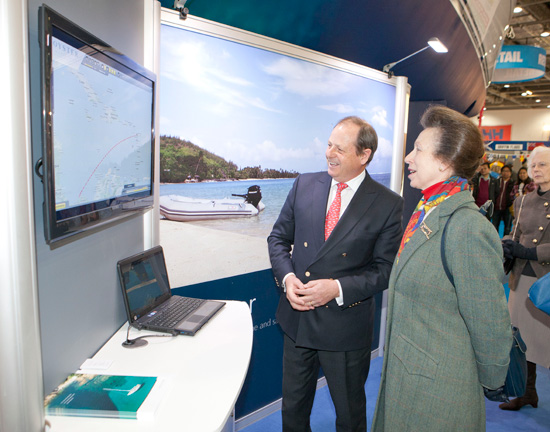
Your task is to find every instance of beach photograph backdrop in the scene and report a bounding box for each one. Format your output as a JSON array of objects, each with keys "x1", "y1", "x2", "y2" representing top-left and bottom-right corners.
[{"x1": 158, "y1": 22, "x2": 398, "y2": 286}]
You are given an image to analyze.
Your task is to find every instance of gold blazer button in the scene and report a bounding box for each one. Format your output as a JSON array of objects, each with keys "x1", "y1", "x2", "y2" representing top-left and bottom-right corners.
[
  {"x1": 304, "y1": 242, "x2": 308, "y2": 247},
  {"x1": 545, "y1": 202, "x2": 549, "y2": 207},
  {"x1": 305, "y1": 271, "x2": 311, "y2": 277},
  {"x1": 342, "y1": 253, "x2": 347, "y2": 257},
  {"x1": 547, "y1": 214, "x2": 550, "y2": 219},
  {"x1": 533, "y1": 239, "x2": 539, "y2": 244},
  {"x1": 540, "y1": 227, "x2": 544, "y2": 231}
]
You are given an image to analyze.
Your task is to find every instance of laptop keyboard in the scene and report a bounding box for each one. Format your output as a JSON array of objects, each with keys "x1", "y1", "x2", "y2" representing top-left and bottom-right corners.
[{"x1": 148, "y1": 297, "x2": 205, "y2": 327}]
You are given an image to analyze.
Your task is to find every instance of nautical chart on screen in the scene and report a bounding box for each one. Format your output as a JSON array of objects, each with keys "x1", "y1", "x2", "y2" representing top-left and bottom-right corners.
[{"x1": 51, "y1": 35, "x2": 153, "y2": 213}]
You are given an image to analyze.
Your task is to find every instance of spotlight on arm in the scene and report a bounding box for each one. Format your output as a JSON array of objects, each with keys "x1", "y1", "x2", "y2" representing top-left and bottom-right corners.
[{"x1": 383, "y1": 37, "x2": 448, "y2": 78}]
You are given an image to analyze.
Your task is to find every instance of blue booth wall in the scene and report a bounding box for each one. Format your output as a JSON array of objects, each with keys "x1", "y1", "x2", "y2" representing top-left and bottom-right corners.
[{"x1": 173, "y1": 270, "x2": 383, "y2": 418}]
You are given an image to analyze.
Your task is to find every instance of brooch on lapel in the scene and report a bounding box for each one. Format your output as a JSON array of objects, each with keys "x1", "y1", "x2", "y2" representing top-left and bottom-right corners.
[{"x1": 420, "y1": 222, "x2": 432, "y2": 239}]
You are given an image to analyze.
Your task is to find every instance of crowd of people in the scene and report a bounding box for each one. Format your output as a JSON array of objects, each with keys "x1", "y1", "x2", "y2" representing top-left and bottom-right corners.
[
  {"x1": 471, "y1": 159, "x2": 536, "y2": 234},
  {"x1": 267, "y1": 106, "x2": 549, "y2": 432}
]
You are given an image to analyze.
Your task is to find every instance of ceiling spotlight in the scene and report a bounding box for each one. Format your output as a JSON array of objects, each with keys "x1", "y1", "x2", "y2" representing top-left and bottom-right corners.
[
  {"x1": 504, "y1": 84, "x2": 510, "y2": 88},
  {"x1": 537, "y1": 99, "x2": 542, "y2": 103},
  {"x1": 427, "y1": 37, "x2": 448, "y2": 53},
  {"x1": 514, "y1": 6, "x2": 523, "y2": 13},
  {"x1": 542, "y1": 30, "x2": 550, "y2": 37}
]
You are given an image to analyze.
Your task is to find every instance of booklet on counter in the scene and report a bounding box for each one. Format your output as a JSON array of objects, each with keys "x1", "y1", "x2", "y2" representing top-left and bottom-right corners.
[{"x1": 44, "y1": 374, "x2": 165, "y2": 420}]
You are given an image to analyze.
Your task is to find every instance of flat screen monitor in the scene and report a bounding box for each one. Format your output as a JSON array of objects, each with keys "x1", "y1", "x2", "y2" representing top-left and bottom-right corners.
[{"x1": 38, "y1": 5, "x2": 156, "y2": 244}]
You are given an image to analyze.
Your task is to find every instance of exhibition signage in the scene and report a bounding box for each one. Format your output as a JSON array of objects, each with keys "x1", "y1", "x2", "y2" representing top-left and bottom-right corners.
[
  {"x1": 485, "y1": 140, "x2": 550, "y2": 152},
  {"x1": 493, "y1": 45, "x2": 546, "y2": 83},
  {"x1": 481, "y1": 125, "x2": 511, "y2": 141}
]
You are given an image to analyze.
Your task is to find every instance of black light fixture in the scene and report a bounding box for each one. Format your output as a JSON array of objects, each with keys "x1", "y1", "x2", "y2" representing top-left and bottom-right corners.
[
  {"x1": 383, "y1": 37, "x2": 448, "y2": 78},
  {"x1": 174, "y1": 0, "x2": 189, "y2": 20}
]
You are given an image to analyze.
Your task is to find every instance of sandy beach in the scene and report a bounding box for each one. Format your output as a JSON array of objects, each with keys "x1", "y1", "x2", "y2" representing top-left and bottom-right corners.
[{"x1": 160, "y1": 219, "x2": 272, "y2": 287}]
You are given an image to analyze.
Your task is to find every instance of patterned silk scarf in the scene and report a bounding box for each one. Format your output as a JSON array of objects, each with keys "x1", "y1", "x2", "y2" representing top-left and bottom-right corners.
[{"x1": 397, "y1": 176, "x2": 469, "y2": 261}]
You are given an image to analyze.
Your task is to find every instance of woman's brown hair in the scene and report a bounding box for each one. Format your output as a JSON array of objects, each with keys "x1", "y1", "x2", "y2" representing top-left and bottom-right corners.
[{"x1": 420, "y1": 105, "x2": 485, "y2": 180}]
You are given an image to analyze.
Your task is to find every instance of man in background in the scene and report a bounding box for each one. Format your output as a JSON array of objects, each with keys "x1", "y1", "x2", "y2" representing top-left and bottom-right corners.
[
  {"x1": 492, "y1": 164, "x2": 514, "y2": 236},
  {"x1": 267, "y1": 116, "x2": 403, "y2": 432},
  {"x1": 472, "y1": 161, "x2": 499, "y2": 219}
]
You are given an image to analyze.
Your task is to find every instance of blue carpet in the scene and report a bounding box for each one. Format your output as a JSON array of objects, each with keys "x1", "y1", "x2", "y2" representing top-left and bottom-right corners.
[{"x1": 241, "y1": 356, "x2": 550, "y2": 431}]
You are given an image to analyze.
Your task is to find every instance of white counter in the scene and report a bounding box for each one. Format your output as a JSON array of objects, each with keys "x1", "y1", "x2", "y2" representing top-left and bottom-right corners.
[{"x1": 46, "y1": 300, "x2": 253, "y2": 432}]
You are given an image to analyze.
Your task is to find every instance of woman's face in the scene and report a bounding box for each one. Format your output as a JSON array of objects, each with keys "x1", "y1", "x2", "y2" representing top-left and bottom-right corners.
[
  {"x1": 530, "y1": 153, "x2": 550, "y2": 191},
  {"x1": 405, "y1": 127, "x2": 451, "y2": 190},
  {"x1": 519, "y1": 169, "x2": 528, "y2": 181}
]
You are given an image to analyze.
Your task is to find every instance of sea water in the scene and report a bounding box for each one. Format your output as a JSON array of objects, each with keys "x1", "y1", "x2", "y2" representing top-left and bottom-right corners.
[{"x1": 160, "y1": 173, "x2": 391, "y2": 239}]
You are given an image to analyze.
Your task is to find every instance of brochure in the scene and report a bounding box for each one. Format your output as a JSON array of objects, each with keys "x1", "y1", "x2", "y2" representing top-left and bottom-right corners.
[{"x1": 44, "y1": 374, "x2": 158, "y2": 419}]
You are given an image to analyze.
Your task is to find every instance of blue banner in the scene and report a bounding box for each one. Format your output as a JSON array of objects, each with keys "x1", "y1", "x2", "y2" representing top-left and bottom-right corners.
[{"x1": 493, "y1": 45, "x2": 546, "y2": 83}]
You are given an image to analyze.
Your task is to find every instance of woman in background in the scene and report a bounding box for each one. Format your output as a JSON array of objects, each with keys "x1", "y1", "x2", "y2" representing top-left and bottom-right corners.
[
  {"x1": 501, "y1": 145, "x2": 550, "y2": 410},
  {"x1": 511, "y1": 166, "x2": 536, "y2": 201},
  {"x1": 372, "y1": 105, "x2": 512, "y2": 432}
]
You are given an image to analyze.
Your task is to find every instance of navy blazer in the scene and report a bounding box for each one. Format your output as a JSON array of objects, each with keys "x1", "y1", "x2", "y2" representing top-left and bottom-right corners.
[{"x1": 268, "y1": 171, "x2": 403, "y2": 351}]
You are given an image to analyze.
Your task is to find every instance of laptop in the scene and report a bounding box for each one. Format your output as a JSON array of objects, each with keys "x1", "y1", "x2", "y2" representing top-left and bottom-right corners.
[{"x1": 117, "y1": 245, "x2": 225, "y2": 336}]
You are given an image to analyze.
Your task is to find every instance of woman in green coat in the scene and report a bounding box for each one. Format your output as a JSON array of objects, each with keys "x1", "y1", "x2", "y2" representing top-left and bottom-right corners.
[{"x1": 371, "y1": 106, "x2": 512, "y2": 431}]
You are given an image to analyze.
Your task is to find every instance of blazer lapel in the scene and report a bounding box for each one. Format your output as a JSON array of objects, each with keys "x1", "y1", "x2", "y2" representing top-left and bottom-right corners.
[
  {"x1": 310, "y1": 174, "x2": 332, "y2": 252},
  {"x1": 314, "y1": 172, "x2": 377, "y2": 260},
  {"x1": 392, "y1": 205, "x2": 442, "y2": 282}
]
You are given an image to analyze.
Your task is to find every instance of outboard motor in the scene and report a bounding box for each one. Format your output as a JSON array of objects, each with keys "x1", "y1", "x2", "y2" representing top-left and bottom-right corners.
[{"x1": 232, "y1": 185, "x2": 262, "y2": 209}]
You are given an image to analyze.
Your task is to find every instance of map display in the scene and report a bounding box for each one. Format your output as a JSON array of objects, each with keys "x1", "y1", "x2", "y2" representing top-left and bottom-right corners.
[{"x1": 51, "y1": 36, "x2": 153, "y2": 214}]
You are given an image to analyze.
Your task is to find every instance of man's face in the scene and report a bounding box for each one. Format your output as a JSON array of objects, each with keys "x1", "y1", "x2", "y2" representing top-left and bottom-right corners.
[
  {"x1": 325, "y1": 122, "x2": 371, "y2": 183},
  {"x1": 480, "y1": 164, "x2": 490, "y2": 176},
  {"x1": 501, "y1": 167, "x2": 512, "y2": 180}
]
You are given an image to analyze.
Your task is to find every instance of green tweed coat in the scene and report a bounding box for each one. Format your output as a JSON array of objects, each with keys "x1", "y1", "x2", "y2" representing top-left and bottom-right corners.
[{"x1": 372, "y1": 191, "x2": 512, "y2": 432}]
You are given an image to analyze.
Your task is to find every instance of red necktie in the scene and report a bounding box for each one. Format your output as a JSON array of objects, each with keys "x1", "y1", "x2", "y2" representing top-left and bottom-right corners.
[{"x1": 325, "y1": 183, "x2": 348, "y2": 240}]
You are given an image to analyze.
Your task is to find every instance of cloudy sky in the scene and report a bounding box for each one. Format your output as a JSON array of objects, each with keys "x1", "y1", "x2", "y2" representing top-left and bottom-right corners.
[{"x1": 159, "y1": 24, "x2": 397, "y2": 174}]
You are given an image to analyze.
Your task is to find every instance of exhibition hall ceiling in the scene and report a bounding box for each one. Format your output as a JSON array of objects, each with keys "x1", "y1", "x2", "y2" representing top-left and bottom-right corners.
[
  {"x1": 161, "y1": 0, "x2": 513, "y2": 116},
  {"x1": 486, "y1": 0, "x2": 550, "y2": 110}
]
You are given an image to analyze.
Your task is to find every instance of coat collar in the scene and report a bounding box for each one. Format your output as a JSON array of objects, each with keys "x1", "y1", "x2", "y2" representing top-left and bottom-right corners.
[{"x1": 392, "y1": 190, "x2": 474, "y2": 282}]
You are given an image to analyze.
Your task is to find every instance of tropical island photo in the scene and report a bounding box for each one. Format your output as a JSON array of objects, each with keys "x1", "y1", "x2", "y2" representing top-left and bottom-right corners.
[{"x1": 160, "y1": 135, "x2": 299, "y2": 183}]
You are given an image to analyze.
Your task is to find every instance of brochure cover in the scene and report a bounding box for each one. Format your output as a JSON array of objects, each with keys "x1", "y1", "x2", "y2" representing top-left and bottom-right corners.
[{"x1": 44, "y1": 374, "x2": 158, "y2": 419}]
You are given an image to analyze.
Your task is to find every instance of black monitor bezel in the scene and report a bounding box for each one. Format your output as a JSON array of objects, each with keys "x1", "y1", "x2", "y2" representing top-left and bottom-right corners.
[{"x1": 38, "y1": 4, "x2": 156, "y2": 244}]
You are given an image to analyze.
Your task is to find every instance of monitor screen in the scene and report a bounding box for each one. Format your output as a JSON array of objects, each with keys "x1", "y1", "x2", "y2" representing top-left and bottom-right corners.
[{"x1": 39, "y1": 5, "x2": 156, "y2": 244}]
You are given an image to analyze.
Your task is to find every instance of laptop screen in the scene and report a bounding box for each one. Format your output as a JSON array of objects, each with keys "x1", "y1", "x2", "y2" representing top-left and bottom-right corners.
[{"x1": 117, "y1": 246, "x2": 172, "y2": 323}]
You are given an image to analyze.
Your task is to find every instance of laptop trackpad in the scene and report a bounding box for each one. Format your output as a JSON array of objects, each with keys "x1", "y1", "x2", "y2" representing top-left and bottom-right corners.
[
  {"x1": 187, "y1": 314, "x2": 204, "y2": 323},
  {"x1": 177, "y1": 302, "x2": 219, "y2": 330}
]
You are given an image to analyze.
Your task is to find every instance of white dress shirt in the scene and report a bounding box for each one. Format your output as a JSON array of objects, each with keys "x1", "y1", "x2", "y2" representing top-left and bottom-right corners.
[{"x1": 327, "y1": 170, "x2": 365, "y2": 305}]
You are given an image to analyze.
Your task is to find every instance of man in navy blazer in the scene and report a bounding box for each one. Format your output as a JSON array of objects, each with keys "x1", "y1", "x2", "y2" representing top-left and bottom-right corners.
[{"x1": 268, "y1": 116, "x2": 403, "y2": 432}]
